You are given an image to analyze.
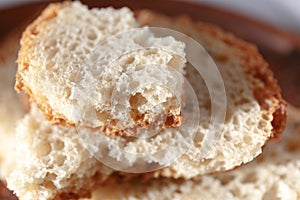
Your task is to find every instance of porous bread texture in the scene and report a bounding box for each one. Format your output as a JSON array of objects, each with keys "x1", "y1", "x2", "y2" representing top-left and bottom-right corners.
[
  {"x1": 15, "y1": 1, "x2": 186, "y2": 136},
  {"x1": 3, "y1": 7, "x2": 287, "y2": 200},
  {"x1": 2, "y1": 104, "x2": 300, "y2": 199},
  {"x1": 0, "y1": 34, "x2": 26, "y2": 180},
  {"x1": 134, "y1": 10, "x2": 286, "y2": 178},
  {"x1": 82, "y1": 28, "x2": 185, "y2": 135},
  {"x1": 6, "y1": 10, "x2": 287, "y2": 198},
  {"x1": 79, "y1": 10, "x2": 286, "y2": 177},
  {"x1": 7, "y1": 106, "x2": 114, "y2": 200},
  {"x1": 86, "y1": 58, "x2": 273, "y2": 177},
  {"x1": 84, "y1": 106, "x2": 300, "y2": 200}
]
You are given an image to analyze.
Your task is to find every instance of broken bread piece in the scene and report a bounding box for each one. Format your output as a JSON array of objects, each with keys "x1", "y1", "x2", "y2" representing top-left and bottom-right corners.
[
  {"x1": 86, "y1": 106, "x2": 300, "y2": 200},
  {"x1": 7, "y1": 105, "x2": 114, "y2": 200},
  {"x1": 135, "y1": 10, "x2": 286, "y2": 178},
  {"x1": 15, "y1": 1, "x2": 186, "y2": 137},
  {"x1": 3, "y1": 104, "x2": 293, "y2": 200},
  {"x1": 72, "y1": 10, "x2": 287, "y2": 177}
]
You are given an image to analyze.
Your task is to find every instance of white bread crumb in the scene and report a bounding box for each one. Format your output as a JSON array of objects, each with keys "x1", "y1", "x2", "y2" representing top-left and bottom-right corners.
[
  {"x1": 16, "y1": 1, "x2": 186, "y2": 136},
  {"x1": 85, "y1": 106, "x2": 300, "y2": 200}
]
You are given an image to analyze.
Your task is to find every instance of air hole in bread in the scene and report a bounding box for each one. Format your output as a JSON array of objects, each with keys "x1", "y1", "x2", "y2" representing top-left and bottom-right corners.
[
  {"x1": 143, "y1": 50, "x2": 156, "y2": 56},
  {"x1": 87, "y1": 41, "x2": 94, "y2": 49},
  {"x1": 241, "y1": 171, "x2": 258, "y2": 183},
  {"x1": 174, "y1": 189, "x2": 182, "y2": 194},
  {"x1": 229, "y1": 188, "x2": 241, "y2": 197},
  {"x1": 193, "y1": 132, "x2": 204, "y2": 148},
  {"x1": 54, "y1": 140, "x2": 64, "y2": 150},
  {"x1": 280, "y1": 174, "x2": 287, "y2": 179},
  {"x1": 258, "y1": 120, "x2": 267, "y2": 129},
  {"x1": 68, "y1": 43, "x2": 78, "y2": 51},
  {"x1": 36, "y1": 141, "x2": 51, "y2": 157},
  {"x1": 95, "y1": 110, "x2": 110, "y2": 123},
  {"x1": 223, "y1": 132, "x2": 232, "y2": 141},
  {"x1": 43, "y1": 181, "x2": 56, "y2": 190},
  {"x1": 129, "y1": 93, "x2": 148, "y2": 125},
  {"x1": 87, "y1": 31, "x2": 97, "y2": 41},
  {"x1": 84, "y1": 48, "x2": 91, "y2": 54},
  {"x1": 97, "y1": 25, "x2": 105, "y2": 31},
  {"x1": 219, "y1": 174, "x2": 236, "y2": 185},
  {"x1": 64, "y1": 87, "x2": 71, "y2": 100},
  {"x1": 167, "y1": 55, "x2": 183, "y2": 70},
  {"x1": 262, "y1": 113, "x2": 270, "y2": 121},
  {"x1": 124, "y1": 56, "x2": 135, "y2": 65},
  {"x1": 245, "y1": 118, "x2": 252, "y2": 126},
  {"x1": 56, "y1": 154, "x2": 66, "y2": 166},
  {"x1": 45, "y1": 61, "x2": 55, "y2": 70},
  {"x1": 243, "y1": 135, "x2": 253, "y2": 145}
]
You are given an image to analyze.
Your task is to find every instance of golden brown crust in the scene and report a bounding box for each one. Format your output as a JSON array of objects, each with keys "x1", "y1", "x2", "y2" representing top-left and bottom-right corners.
[
  {"x1": 135, "y1": 9, "x2": 287, "y2": 142},
  {"x1": 15, "y1": 2, "x2": 69, "y2": 126}
]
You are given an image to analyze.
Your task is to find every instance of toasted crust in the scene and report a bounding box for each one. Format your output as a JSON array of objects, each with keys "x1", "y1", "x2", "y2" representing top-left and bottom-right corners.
[
  {"x1": 135, "y1": 10, "x2": 286, "y2": 141},
  {"x1": 15, "y1": 2, "x2": 67, "y2": 125}
]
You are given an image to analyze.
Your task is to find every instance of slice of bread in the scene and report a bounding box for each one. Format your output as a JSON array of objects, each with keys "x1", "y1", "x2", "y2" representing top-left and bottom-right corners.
[
  {"x1": 85, "y1": 106, "x2": 300, "y2": 200},
  {"x1": 0, "y1": 32, "x2": 26, "y2": 180},
  {"x1": 2, "y1": 4, "x2": 287, "y2": 200},
  {"x1": 0, "y1": 29, "x2": 113, "y2": 200},
  {"x1": 15, "y1": 1, "x2": 186, "y2": 136},
  {"x1": 82, "y1": 10, "x2": 287, "y2": 177},
  {"x1": 134, "y1": 10, "x2": 286, "y2": 178}
]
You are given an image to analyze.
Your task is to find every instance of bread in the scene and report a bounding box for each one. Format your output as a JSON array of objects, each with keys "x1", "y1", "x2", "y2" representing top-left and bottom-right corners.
[
  {"x1": 0, "y1": 32, "x2": 26, "y2": 180},
  {"x1": 0, "y1": 28, "x2": 113, "y2": 200},
  {"x1": 85, "y1": 105, "x2": 300, "y2": 200},
  {"x1": 15, "y1": 1, "x2": 186, "y2": 136},
  {"x1": 1, "y1": 3, "x2": 287, "y2": 200},
  {"x1": 80, "y1": 10, "x2": 286, "y2": 177},
  {"x1": 134, "y1": 10, "x2": 286, "y2": 178},
  {"x1": 7, "y1": 106, "x2": 114, "y2": 200},
  {"x1": 14, "y1": 0, "x2": 286, "y2": 174}
]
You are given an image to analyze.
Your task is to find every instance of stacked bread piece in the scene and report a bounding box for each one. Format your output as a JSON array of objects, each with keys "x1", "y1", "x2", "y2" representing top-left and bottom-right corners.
[
  {"x1": 85, "y1": 105, "x2": 300, "y2": 200},
  {"x1": 0, "y1": 1, "x2": 290, "y2": 200},
  {"x1": 15, "y1": 2, "x2": 186, "y2": 137}
]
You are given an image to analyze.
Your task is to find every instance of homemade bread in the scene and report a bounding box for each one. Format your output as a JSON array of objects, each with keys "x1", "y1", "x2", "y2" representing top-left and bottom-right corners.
[
  {"x1": 2, "y1": 3, "x2": 287, "y2": 200},
  {"x1": 7, "y1": 106, "x2": 114, "y2": 200},
  {"x1": 15, "y1": 1, "x2": 186, "y2": 136},
  {"x1": 86, "y1": 106, "x2": 300, "y2": 200},
  {"x1": 135, "y1": 10, "x2": 286, "y2": 178},
  {"x1": 79, "y1": 10, "x2": 287, "y2": 177},
  {"x1": 0, "y1": 29, "x2": 113, "y2": 200}
]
